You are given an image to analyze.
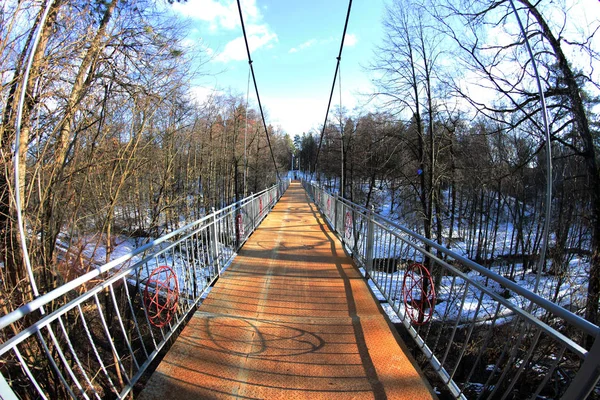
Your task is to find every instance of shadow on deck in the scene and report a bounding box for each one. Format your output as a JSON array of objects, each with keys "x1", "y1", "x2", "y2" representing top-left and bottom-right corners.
[{"x1": 139, "y1": 182, "x2": 435, "y2": 399}]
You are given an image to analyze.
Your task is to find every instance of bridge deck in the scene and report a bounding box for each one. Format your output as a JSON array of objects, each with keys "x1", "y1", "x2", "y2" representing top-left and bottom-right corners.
[{"x1": 140, "y1": 182, "x2": 434, "y2": 399}]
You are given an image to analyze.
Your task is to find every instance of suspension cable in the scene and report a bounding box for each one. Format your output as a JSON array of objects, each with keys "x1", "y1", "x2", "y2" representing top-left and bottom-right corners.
[
  {"x1": 508, "y1": 0, "x2": 552, "y2": 295},
  {"x1": 339, "y1": 63, "x2": 344, "y2": 198},
  {"x1": 312, "y1": 0, "x2": 353, "y2": 176},
  {"x1": 244, "y1": 66, "x2": 250, "y2": 197},
  {"x1": 14, "y1": 0, "x2": 55, "y2": 303},
  {"x1": 236, "y1": 0, "x2": 281, "y2": 182}
]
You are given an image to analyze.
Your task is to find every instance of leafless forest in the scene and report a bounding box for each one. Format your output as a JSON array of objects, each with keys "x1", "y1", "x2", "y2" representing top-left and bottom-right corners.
[
  {"x1": 1, "y1": 1, "x2": 291, "y2": 325},
  {"x1": 1, "y1": 0, "x2": 599, "y2": 381},
  {"x1": 297, "y1": 0, "x2": 600, "y2": 334}
]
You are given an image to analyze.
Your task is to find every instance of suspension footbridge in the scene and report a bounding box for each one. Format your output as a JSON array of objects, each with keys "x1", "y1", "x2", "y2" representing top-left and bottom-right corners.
[
  {"x1": 1, "y1": 180, "x2": 599, "y2": 399},
  {"x1": 138, "y1": 182, "x2": 432, "y2": 399}
]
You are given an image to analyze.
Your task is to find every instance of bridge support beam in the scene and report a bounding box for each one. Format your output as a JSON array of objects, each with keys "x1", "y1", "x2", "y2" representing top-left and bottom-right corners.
[{"x1": 563, "y1": 333, "x2": 600, "y2": 399}]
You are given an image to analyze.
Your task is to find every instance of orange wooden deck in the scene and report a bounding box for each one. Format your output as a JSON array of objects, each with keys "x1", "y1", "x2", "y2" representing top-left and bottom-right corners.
[{"x1": 139, "y1": 182, "x2": 434, "y2": 399}]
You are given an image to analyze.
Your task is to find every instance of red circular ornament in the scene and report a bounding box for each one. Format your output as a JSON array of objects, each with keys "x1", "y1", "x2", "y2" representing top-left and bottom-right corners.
[
  {"x1": 144, "y1": 266, "x2": 179, "y2": 328},
  {"x1": 344, "y1": 211, "x2": 352, "y2": 239},
  {"x1": 402, "y1": 263, "x2": 436, "y2": 325},
  {"x1": 236, "y1": 213, "x2": 245, "y2": 241}
]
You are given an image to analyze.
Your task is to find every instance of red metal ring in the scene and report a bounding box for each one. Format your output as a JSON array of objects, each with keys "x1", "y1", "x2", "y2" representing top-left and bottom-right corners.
[
  {"x1": 143, "y1": 265, "x2": 179, "y2": 328},
  {"x1": 402, "y1": 263, "x2": 436, "y2": 325}
]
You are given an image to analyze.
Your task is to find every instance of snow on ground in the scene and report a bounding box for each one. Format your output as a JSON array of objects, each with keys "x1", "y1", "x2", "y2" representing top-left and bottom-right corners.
[
  {"x1": 330, "y1": 181, "x2": 592, "y2": 328},
  {"x1": 362, "y1": 258, "x2": 590, "y2": 327},
  {"x1": 55, "y1": 231, "x2": 237, "y2": 298}
]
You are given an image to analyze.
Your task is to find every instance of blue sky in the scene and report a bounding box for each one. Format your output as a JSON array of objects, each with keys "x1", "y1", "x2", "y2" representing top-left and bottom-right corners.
[{"x1": 171, "y1": 0, "x2": 386, "y2": 136}]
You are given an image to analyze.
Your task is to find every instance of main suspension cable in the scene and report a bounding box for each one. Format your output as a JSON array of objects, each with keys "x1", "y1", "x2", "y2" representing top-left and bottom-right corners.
[
  {"x1": 312, "y1": 0, "x2": 353, "y2": 176},
  {"x1": 14, "y1": 0, "x2": 56, "y2": 303},
  {"x1": 236, "y1": 0, "x2": 281, "y2": 182}
]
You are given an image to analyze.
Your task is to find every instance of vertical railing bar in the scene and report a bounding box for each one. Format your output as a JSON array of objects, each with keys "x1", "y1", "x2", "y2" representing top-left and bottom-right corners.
[
  {"x1": 391, "y1": 235, "x2": 399, "y2": 303},
  {"x1": 438, "y1": 281, "x2": 472, "y2": 371},
  {"x1": 195, "y1": 231, "x2": 202, "y2": 296},
  {"x1": 120, "y1": 277, "x2": 149, "y2": 359},
  {"x1": 366, "y1": 207, "x2": 375, "y2": 279},
  {"x1": 169, "y1": 247, "x2": 181, "y2": 329},
  {"x1": 0, "y1": 372, "x2": 18, "y2": 400},
  {"x1": 190, "y1": 234, "x2": 198, "y2": 299},
  {"x1": 393, "y1": 235, "x2": 401, "y2": 302},
  {"x1": 394, "y1": 238, "x2": 407, "y2": 316},
  {"x1": 179, "y1": 238, "x2": 188, "y2": 302},
  {"x1": 13, "y1": 347, "x2": 48, "y2": 400},
  {"x1": 92, "y1": 293, "x2": 131, "y2": 387},
  {"x1": 210, "y1": 208, "x2": 219, "y2": 278},
  {"x1": 431, "y1": 274, "x2": 460, "y2": 338},
  {"x1": 500, "y1": 328, "x2": 543, "y2": 400},
  {"x1": 459, "y1": 301, "x2": 504, "y2": 397},
  {"x1": 219, "y1": 214, "x2": 225, "y2": 270},
  {"x1": 57, "y1": 315, "x2": 101, "y2": 400},
  {"x1": 476, "y1": 314, "x2": 525, "y2": 400},
  {"x1": 35, "y1": 329, "x2": 77, "y2": 399},
  {"x1": 384, "y1": 227, "x2": 392, "y2": 297},
  {"x1": 153, "y1": 255, "x2": 167, "y2": 342},
  {"x1": 196, "y1": 231, "x2": 207, "y2": 285},
  {"x1": 380, "y1": 228, "x2": 392, "y2": 298},
  {"x1": 415, "y1": 264, "x2": 424, "y2": 337},
  {"x1": 138, "y1": 273, "x2": 159, "y2": 350},
  {"x1": 530, "y1": 343, "x2": 566, "y2": 399},
  {"x1": 168, "y1": 246, "x2": 182, "y2": 326},
  {"x1": 486, "y1": 319, "x2": 536, "y2": 399},
  {"x1": 199, "y1": 228, "x2": 206, "y2": 284},
  {"x1": 177, "y1": 239, "x2": 186, "y2": 298},
  {"x1": 108, "y1": 285, "x2": 139, "y2": 371},
  {"x1": 77, "y1": 304, "x2": 119, "y2": 395},
  {"x1": 206, "y1": 222, "x2": 213, "y2": 281},
  {"x1": 449, "y1": 288, "x2": 487, "y2": 383},
  {"x1": 45, "y1": 323, "x2": 89, "y2": 399}
]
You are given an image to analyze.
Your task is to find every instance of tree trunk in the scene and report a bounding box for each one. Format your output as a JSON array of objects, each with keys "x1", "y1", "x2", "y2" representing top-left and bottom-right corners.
[{"x1": 517, "y1": 0, "x2": 600, "y2": 331}]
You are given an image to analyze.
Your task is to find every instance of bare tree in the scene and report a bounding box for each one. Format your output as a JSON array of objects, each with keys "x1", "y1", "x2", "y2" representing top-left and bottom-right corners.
[{"x1": 429, "y1": 0, "x2": 600, "y2": 335}]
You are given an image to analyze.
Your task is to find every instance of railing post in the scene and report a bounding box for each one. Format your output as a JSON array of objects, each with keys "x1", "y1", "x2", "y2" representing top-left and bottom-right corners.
[
  {"x1": 250, "y1": 192, "x2": 255, "y2": 230},
  {"x1": 563, "y1": 334, "x2": 600, "y2": 399},
  {"x1": 0, "y1": 373, "x2": 17, "y2": 400},
  {"x1": 235, "y1": 201, "x2": 241, "y2": 250},
  {"x1": 334, "y1": 193, "x2": 339, "y2": 234},
  {"x1": 365, "y1": 206, "x2": 375, "y2": 280},
  {"x1": 210, "y1": 207, "x2": 221, "y2": 277}
]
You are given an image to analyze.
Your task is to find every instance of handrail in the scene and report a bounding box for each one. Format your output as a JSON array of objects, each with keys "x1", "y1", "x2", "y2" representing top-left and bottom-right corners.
[
  {"x1": 319, "y1": 186, "x2": 598, "y2": 335},
  {"x1": 0, "y1": 178, "x2": 290, "y2": 399},
  {"x1": 304, "y1": 180, "x2": 600, "y2": 399},
  {"x1": 0, "y1": 186, "x2": 275, "y2": 331}
]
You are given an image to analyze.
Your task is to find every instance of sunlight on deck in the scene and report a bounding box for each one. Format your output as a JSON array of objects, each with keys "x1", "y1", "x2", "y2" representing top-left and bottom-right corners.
[{"x1": 139, "y1": 182, "x2": 434, "y2": 399}]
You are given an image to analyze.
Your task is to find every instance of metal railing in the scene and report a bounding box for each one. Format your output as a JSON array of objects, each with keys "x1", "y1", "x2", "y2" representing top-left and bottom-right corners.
[
  {"x1": 0, "y1": 179, "x2": 290, "y2": 399},
  {"x1": 304, "y1": 180, "x2": 600, "y2": 400}
]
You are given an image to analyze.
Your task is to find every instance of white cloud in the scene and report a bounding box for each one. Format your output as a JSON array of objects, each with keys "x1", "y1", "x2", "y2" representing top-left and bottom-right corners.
[
  {"x1": 189, "y1": 86, "x2": 222, "y2": 104},
  {"x1": 289, "y1": 36, "x2": 354, "y2": 54},
  {"x1": 299, "y1": 39, "x2": 317, "y2": 50},
  {"x1": 267, "y1": 89, "x2": 366, "y2": 135},
  {"x1": 267, "y1": 97, "x2": 326, "y2": 135},
  {"x1": 288, "y1": 39, "x2": 320, "y2": 54},
  {"x1": 172, "y1": 0, "x2": 260, "y2": 31},
  {"x1": 172, "y1": 0, "x2": 277, "y2": 63},
  {"x1": 216, "y1": 26, "x2": 278, "y2": 62},
  {"x1": 344, "y1": 33, "x2": 357, "y2": 47}
]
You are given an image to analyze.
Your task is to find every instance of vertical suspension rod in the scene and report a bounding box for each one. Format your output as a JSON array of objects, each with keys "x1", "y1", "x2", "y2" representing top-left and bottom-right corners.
[
  {"x1": 236, "y1": 0, "x2": 281, "y2": 182},
  {"x1": 509, "y1": 0, "x2": 552, "y2": 294},
  {"x1": 313, "y1": 0, "x2": 353, "y2": 175}
]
